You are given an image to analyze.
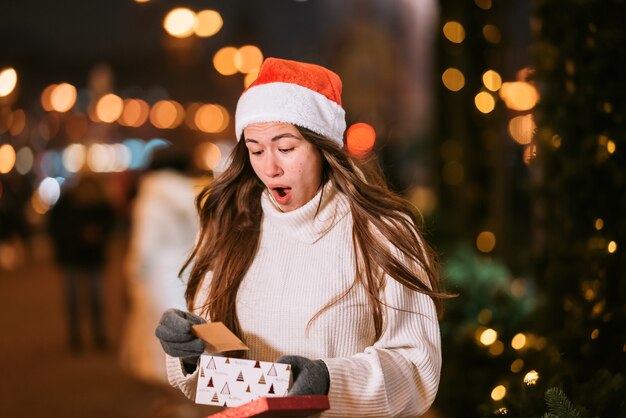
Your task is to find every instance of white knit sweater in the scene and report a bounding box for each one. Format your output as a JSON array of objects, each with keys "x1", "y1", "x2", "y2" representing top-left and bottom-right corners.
[{"x1": 166, "y1": 182, "x2": 441, "y2": 417}]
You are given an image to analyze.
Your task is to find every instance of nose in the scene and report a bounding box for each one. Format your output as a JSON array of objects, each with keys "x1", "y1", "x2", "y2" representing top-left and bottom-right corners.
[{"x1": 263, "y1": 152, "x2": 283, "y2": 178}]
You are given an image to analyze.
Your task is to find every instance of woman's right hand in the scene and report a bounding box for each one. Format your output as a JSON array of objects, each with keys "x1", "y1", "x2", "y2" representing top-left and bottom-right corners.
[{"x1": 155, "y1": 308, "x2": 206, "y2": 372}]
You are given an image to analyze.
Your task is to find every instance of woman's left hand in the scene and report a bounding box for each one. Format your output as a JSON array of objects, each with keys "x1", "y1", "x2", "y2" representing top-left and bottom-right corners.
[{"x1": 276, "y1": 355, "x2": 330, "y2": 396}]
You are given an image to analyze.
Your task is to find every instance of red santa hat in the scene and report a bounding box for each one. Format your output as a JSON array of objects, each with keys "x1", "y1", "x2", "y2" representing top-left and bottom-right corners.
[{"x1": 235, "y1": 57, "x2": 346, "y2": 147}]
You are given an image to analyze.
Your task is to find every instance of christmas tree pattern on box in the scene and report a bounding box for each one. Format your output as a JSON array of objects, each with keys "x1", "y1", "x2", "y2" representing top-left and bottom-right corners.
[{"x1": 195, "y1": 355, "x2": 292, "y2": 407}]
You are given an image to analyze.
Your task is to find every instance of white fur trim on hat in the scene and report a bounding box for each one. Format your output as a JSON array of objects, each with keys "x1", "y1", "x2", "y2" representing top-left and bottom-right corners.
[{"x1": 235, "y1": 82, "x2": 346, "y2": 146}]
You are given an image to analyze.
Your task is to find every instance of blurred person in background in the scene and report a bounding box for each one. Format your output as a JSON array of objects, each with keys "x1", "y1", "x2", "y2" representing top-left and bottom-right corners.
[
  {"x1": 119, "y1": 148, "x2": 211, "y2": 417},
  {"x1": 48, "y1": 174, "x2": 116, "y2": 352},
  {"x1": 120, "y1": 149, "x2": 208, "y2": 383}
]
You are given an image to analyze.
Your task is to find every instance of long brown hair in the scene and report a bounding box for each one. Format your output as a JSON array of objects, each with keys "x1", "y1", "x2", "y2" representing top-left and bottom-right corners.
[{"x1": 182, "y1": 127, "x2": 446, "y2": 341}]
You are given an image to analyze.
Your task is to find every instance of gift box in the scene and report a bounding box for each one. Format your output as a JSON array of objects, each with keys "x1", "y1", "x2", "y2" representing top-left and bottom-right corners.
[{"x1": 192, "y1": 322, "x2": 292, "y2": 407}]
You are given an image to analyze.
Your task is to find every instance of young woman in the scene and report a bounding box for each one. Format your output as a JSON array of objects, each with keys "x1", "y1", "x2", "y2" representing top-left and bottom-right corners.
[{"x1": 156, "y1": 57, "x2": 445, "y2": 417}]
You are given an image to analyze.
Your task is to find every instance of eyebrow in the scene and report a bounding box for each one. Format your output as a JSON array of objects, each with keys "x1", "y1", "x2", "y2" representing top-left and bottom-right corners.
[{"x1": 244, "y1": 133, "x2": 302, "y2": 144}]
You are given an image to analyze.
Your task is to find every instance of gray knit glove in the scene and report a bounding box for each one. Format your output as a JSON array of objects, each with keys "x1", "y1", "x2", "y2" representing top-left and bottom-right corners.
[
  {"x1": 277, "y1": 355, "x2": 330, "y2": 396},
  {"x1": 155, "y1": 308, "x2": 206, "y2": 373}
]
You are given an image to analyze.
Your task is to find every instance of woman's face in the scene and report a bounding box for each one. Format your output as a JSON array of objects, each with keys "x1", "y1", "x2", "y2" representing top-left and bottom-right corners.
[{"x1": 243, "y1": 122, "x2": 323, "y2": 212}]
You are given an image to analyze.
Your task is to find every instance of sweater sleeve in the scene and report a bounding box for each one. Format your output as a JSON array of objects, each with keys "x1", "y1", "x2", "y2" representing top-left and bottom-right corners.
[
  {"x1": 321, "y1": 273, "x2": 441, "y2": 417},
  {"x1": 166, "y1": 354, "x2": 200, "y2": 400}
]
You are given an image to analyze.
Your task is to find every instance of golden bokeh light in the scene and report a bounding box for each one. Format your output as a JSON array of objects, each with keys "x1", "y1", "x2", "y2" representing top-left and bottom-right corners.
[
  {"x1": 234, "y1": 45, "x2": 264, "y2": 74},
  {"x1": 607, "y1": 140, "x2": 616, "y2": 154},
  {"x1": 346, "y1": 122, "x2": 376, "y2": 157},
  {"x1": 607, "y1": 241, "x2": 617, "y2": 253},
  {"x1": 0, "y1": 68, "x2": 18, "y2": 97},
  {"x1": 491, "y1": 385, "x2": 506, "y2": 401},
  {"x1": 475, "y1": 91, "x2": 496, "y2": 113},
  {"x1": 195, "y1": 142, "x2": 222, "y2": 171},
  {"x1": 213, "y1": 47, "x2": 239, "y2": 76},
  {"x1": 524, "y1": 370, "x2": 539, "y2": 385},
  {"x1": 511, "y1": 333, "x2": 527, "y2": 350},
  {"x1": 50, "y1": 83, "x2": 77, "y2": 113},
  {"x1": 508, "y1": 114, "x2": 536, "y2": 144},
  {"x1": 479, "y1": 328, "x2": 498, "y2": 346},
  {"x1": 150, "y1": 100, "x2": 184, "y2": 129},
  {"x1": 195, "y1": 10, "x2": 223, "y2": 38},
  {"x1": 0, "y1": 144, "x2": 16, "y2": 173},
  {"x1": 95, "y1": 93, "x2": 124, "y2": 123},
  {"x1": 488, "y1": 341, "x2": 504, "y2": 356},
  {"x1": 41, "y1": 84, "x2": 57, "y2": 111},
  {"x1": 499, "y1": 82, "x2": 539, "y2": 111},
  {"x1": 482, "y1": 70, "x2": 502, "y2": 91},
  {"x1": 119, "y1": 98, "x2": 150, "y2": 127},
  {"x1": 595, "y1": 218, "x2": 604, "y2": 230},
  {"x1": 483, "y1": 24, "x2": 501, "y2": 44},
  {"x1": 510, "y1": 359, "x2": 524, "y2": 373},
  {"x1": 551, "y1": 134, "x2": 562, "y2": 148},
  {"x1": 62, "y1": 144, "x2": 86, "y2": 173},
  {"x1": 443, "y1": 21, "x2": 465, "y2": 44},
  {"x1": 477, "y1": 231, "x2": 496, "y2": 253},
  {"x1": 163, "y1": 8, "x2": 197, "y2": 38},
  {"x1": 195, "y1": 104, "x2": 229, "y2": 133},
  {"x1": 442, "y1": 68, "x2": 465, "y2": 92},
  {"x1": 244, "y1": 68, "x2": 260, "y2": 89}
]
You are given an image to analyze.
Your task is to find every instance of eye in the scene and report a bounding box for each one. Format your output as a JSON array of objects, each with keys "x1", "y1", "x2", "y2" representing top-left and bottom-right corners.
[
  {"x1": 279, "y1": 148, "x2": 294, "y2": 153},
  {"x1": 249, "y1": 149, "x2": 263, "y2": 156}
]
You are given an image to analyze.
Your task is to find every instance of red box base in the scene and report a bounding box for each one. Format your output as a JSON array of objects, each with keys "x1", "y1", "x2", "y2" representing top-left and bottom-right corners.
[{"x1": 205, "y1": 395, "x2": 330, "y2": 418}]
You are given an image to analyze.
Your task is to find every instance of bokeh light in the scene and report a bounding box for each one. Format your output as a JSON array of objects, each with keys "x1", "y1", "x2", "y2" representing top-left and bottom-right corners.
[
  {"x1": 50, "y1": 83, "x2": 77, "y2": 112},
  {"x1": 195, "y1": 142, "x2": 222, "y2": 171},
  {"x1": 508, "y1": 114, "x2": 536, "y2": 144},
  {"x1": 475, "y1": 0, "x2": 492, "y2": 10},
  {"x1": 195, "y1": 104, "x2": 229, "y2": 133},
  {"x1": 491, "y1": 385, "x2": 506, "y2": 401},
  {"x1": 119, "y1": 98, "x2": 150, "y2": 127},
  {"x1": 511, "y1": 333, "x2": 527, "y2": 350},
  {"x1": 475, "y1": 91, "x2": 496, "y2": 113},
  {"x1": 499, "y1": 82, "x2": 539, "y2": 111},
  {"x1": 0, "y1": 68, "x2": 18, "y2": 97},
  {"x1": 442, "y1": 68, "x2": 465, "y2": 92},
  {"x1": 479, "y1": 328, "x2": 498, "y2": 346},
  {"x1": 346, "y1": 122, "x2": 376, "y2": 157},
  {"x1": 95, "y1": 93, "x2": 124, "y2": 123},
  {"x1": 41, "y1": 84, "x2": 57, "y2": 111},
  {"x1": 62, "y1": 144, "x2": 86, "y2": 173},
  {"x1": 195, "y1": 10, "x2": 223, "y2": 37},
  {"x1": 0, "y1": 144, "x2": 16, "y2": 173},
  {"x1": 234, "y1": 45, "x2": 264, "y2": 74},
  {"x1": 477, "y1": 231, "x2": 496, "y2": 253},
  {"x1": 15, "y1": 147, "x2": 33, "y2": 174},
  {"x1": 483, "y1": 24, "x2": 501, "y2": 43},
  {"x1": 443, "y1": 21, "x2": 465, "y2": 43},
  {"x1": 482, "y1": 70, "x2": 502, "y2": 91},
  {"x1": 523, "y1": 370, "x2": 539, "y2": 385},
  {"x1": 163, "y1": 8, "x2": 197, "y2": 38},
  {"x1": 213, "y1": 47, "x2": 239, "y2": 76},
  {"x1": 38, "y1": 177, "x2": 61, "y2": 206},
  {"x1": 150, "y1": 100, "x2": 184, "y2": 129}
]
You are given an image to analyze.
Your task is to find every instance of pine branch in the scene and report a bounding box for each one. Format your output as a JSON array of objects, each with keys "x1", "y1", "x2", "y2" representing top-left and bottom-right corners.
[{"x1": 544, "y1": 387, "x2": 585, "y2": 418}]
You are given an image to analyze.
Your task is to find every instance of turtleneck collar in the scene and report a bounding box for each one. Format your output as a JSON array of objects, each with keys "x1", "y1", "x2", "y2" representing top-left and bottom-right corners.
[{"x1": 261, "y1": 180, "x2": 350, "y2": 244}]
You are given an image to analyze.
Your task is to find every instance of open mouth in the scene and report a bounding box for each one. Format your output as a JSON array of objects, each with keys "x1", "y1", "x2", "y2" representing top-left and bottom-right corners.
[{"x1": 271, "y1": 187, "x2": 292, "y2": 204}]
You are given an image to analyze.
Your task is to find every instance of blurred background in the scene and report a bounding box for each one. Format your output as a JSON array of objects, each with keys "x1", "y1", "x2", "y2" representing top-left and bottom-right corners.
[{"x1": 1, "y1": 0, "x2": 625, "y2": 417}]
